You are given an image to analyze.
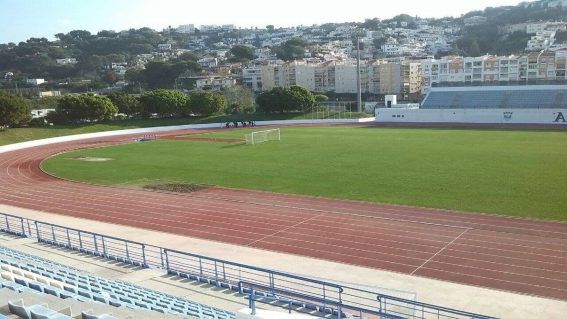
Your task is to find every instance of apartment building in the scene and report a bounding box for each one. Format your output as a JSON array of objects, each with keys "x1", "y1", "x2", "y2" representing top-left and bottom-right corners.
[
  {"x1": 176, "y1": 24, "x2": 195, "y2": 34},
  {"x1": 247, "y1": 59, "x2": 421, "y2": 99},
  {"x1": 421, "y1": 52, "x2": 567, "y2": 93},
  {"x1": 241, "y1": 66, "x2": 262, "y2": 91}
]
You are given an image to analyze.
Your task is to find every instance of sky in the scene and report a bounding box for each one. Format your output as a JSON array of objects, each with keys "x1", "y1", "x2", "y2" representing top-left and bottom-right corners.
[{"x1": 0, "y1": 0, "x2": 524, "y2": 43}]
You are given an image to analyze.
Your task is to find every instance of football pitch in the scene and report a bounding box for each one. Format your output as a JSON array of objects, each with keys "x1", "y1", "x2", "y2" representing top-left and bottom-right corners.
[{"x1": 42, "y1": 126, "x2": 567, "y2": 220}]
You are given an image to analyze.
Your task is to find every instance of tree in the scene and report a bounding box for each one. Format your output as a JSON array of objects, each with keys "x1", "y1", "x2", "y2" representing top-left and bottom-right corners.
[
  {"x1": 256, "y1": 87, "x2": 288, "y2": 113},
  {"x1": 266, "y1": 25, "x2": 275, "y2": 32},
  {"x1": 29, "y1": 96, "x2": 60, "y2": 110},
  {"x1": 288, "y1": 86, "x2": 316, "y2": 111},
  {"x1": 177, "y1": 52, "x2": 198, "y2": 62},
  {"x1": 228, "y1": 45, "x2": 255, "y2": 62},
  {"x1": 188, "y1": 91, "x2": 226, "y2": 116},
  {"x1": 274, "y1": 38, "x2": 308, "y2": 61},
  {"x1": 136, "y1": 61, "x2": 200, "y2": 89},
  {"x1": 314, "y1": 94, "x2": 329, "y2": 103},
  {"x1": 222, "y1": 86, "x2": 255, "y2": 114},
  {"x1": 555, "y1": 30, "x2": 567, "y2": 43},
  {"x1": 0, "y1": 93, "x2": 31, "y2": 127},
  {"x1": 139, "y1": 89, "x2": 188, "y2": 117},
  {"x1": 55, "y1": 94, "x2": 117, "y2": 123},
  {"x1": 256, "y1": 86, "x2": 316, "y2": 113},
  {"x1": 107, "y1": 92, "x2": 139, "y2": 115},
  {"x1": 362, "y1": 18, "x2": 381, "y2": 30},
  {"x1": 455, "y1": 37, "x2": 481, "y2": 57}
]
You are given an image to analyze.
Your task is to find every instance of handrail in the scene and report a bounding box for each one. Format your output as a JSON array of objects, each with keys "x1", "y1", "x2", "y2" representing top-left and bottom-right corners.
[
  {"x1": 163, "y1": 247, "x2": 344, "y2": 291},
  {"x1": 0, "y1": 211, "x2": 497, "y2": 319}
]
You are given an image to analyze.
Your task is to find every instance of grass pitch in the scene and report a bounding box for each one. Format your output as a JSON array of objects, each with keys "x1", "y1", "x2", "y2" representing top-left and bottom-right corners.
[
  {"x1": 42, "y1": 126, "x2": 567, "y2": 220},
  {"x1": 0, "y1": 112, "x2": 365, "y2": 146}
]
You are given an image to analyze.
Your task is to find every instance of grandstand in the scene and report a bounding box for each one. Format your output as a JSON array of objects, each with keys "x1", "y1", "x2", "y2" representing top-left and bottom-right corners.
[
  {"x1": 0, "y1": 212, "x2": 497, "y2": 319},
  {"x1": 0, "y1": 245, "x2": 235, "y2": 319},
  {"x1": 420, "y1": 86, "x2": 567, "y2": 109},
  {"x1": 375, "y1": 85, "x2": 567, "y2": 125}
]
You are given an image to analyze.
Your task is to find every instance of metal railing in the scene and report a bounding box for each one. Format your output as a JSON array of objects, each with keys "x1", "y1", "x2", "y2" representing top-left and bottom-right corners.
[{"x1": 0, "y1": 212, "x2": 496, "y2": 319}]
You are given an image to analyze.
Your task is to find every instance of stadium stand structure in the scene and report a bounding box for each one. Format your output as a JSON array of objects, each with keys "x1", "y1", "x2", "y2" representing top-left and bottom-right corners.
[
  {"x1": 420, "y1": 85, "x2": 567, "y2": 109},
  {"x1": 0, "y1": 211, "x2": 496, "y2": 319},
  {"x1": 375, "y1": 85, "x2": 567, "y2": 125},
  {"x1": 0, "y1": 245, "x2": 234, "y2": 319}
]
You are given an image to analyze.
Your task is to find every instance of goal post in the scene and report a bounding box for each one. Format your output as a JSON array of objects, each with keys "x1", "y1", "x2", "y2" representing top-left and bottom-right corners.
[{"x1": 245, "y1": 128, "x2": 280, "y2": 145}]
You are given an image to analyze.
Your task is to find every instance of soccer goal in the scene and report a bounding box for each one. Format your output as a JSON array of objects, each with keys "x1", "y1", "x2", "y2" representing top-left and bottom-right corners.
[{"x1": 245, "y1": 128, "x2": 280, "y2": 145}]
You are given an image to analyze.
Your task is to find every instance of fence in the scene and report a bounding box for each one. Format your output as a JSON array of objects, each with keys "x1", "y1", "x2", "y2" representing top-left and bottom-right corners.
[{"x1": 0, "y1": 211, "x2": 496, "y2": 319}]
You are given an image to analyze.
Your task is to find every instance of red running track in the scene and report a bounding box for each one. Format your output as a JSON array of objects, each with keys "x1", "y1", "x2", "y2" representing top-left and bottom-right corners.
[{"x1": 1, "y1": 130, "x2": 567, "y2": 300}]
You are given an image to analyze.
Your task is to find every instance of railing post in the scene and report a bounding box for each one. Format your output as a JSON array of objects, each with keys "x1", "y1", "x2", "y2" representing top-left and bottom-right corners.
[
  {"x1": 269, "y1": 272, "x2": 275, "y2": 294},
  {"x1": 66, "y1": 228, "x2": 71, "y2": 248},
  {"x1": 78, "y1": 232, "x2": 83, "y2": 249},
  {"x1": 164, "y1": 249, "x2": 170, "y2": 271},
  {"x1": 102, "y1": 237, "x2": 107, "y2": 256},
  {"x1": 159, "y1": 248, "x2": 164, "y2": 268},
  {"x1": 222, "y1": 263, "x2": 226, "y2": 281},
  {"x1": 125, "y1": 242, "x2": 130, "y2": 260},
  {"x1": 5, "y1": 215, "x2": 10, "y2": 232},
  {"x1": 20, "y1": 217, "x2": 25, "y2": 236},
  {"x1": 250, "y1": 289, "x2": 256, "y2": 315},
  {"x1": 34, "y1": 221, "x2": 40, "y2": 241},
  {"x1": 199, "y1": 258, "x2": 203, "y2": 276},
  {"x1": 93, "y1": 234, "x2": 98, "y2": 252},
  {"x1": 141, "y1": 244, "x2": 147, "y2": 267},
  {"x1": 27, "y1": 219, "x2": 32, "y2": 238},
  {"x1": 51, "y1": 225, "x2": 56, "y2": 242},
  {"x1": 214, "y1": 261, "x2": 218, "y2": 283}
]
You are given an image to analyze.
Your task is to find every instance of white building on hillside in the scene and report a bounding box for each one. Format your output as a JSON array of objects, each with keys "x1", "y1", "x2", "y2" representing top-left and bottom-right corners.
[
  {"x1": 176, "y1": 24, "x2": 195, "y2": 34},
  {"x1": 56, "y1": 58, "x2": 77, "y2": 65}
]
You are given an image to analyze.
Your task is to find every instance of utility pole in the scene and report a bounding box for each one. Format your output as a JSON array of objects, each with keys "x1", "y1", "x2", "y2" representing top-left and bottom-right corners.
[{"x1": 356, "y1": 36, "x2": 362, "y2": 113}]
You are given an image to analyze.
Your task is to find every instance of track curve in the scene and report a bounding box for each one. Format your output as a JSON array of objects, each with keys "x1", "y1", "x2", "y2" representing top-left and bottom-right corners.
[{"x1": 1, "y1": 129, "x2": 566, "y2": 300}]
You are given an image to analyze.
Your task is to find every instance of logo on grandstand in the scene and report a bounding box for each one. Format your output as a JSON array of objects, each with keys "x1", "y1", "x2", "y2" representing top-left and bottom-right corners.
[
  {"x1": 554, "y1": 112, "x2": 566, "y2": 123},
  {"x1": 503, "y1": 112, "x2": 513, "y2": 120}
]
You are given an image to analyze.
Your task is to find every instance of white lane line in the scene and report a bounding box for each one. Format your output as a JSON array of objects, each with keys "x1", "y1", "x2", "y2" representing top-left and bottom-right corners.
[
  {"x1": 246, "y1": 212, "x2": 326, "y2": 247},
  {"x1": 410, "y1": 228, "x2": 469, "y2": 276}
]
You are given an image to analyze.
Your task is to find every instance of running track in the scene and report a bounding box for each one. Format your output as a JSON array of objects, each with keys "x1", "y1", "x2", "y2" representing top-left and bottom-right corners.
[{"x1": 1, "y1": 130, "x2": 567, "y2": 300}]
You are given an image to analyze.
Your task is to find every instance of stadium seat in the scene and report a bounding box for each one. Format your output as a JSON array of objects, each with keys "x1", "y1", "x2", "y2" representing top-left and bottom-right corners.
[
  {"x1": 0, "y1": 245, "x2": 236, "y2": 319},
  {"x1": 81, "y1": 311, "x2": 117, "y2": 319}
]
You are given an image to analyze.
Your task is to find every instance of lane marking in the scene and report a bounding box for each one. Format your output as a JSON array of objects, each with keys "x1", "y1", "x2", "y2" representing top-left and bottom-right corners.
[
  {"x1": 410, "y1": 228, "x2": 469, "y2": 276},
  {"x1": 246, "y1": 212, "x2": 326, "y2": 247}
]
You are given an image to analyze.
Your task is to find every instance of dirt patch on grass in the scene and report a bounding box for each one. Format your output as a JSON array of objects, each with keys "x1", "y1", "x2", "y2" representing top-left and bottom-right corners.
[
  {"x1": 69, "y1": 157, "x2": 113, "y2": 162},
  {"x1": 143, "y1": 183, "x2": 209, "y2": 193}
]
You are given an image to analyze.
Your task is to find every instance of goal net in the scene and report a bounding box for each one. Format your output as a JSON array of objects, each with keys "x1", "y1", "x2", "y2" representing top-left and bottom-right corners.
[{"x1": 245, "y1": 128, "x2": 281, "y2": 145}]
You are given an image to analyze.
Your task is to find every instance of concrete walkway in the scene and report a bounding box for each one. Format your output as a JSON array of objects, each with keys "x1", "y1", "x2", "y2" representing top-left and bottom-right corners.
[{"x1": 1, "y1": 204, "x2": 566, "y2": 319}]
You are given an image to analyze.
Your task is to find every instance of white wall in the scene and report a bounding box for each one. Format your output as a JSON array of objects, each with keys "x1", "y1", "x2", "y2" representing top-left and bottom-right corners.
[{"x1": 375, "y1": 108, "x2": 567, "y2": 125}]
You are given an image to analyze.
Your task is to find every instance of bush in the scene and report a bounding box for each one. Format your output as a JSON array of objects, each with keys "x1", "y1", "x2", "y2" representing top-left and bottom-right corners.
[
  {"x1": 256, "y1": 86, "x2": 315, "y2": 113},
  {"x1": 139, "y1": 89, "x2": 188, "y2": 117},
  {"x1": 0, "y1": 93, "x2": 32, "y2": 127},
  {"x1": 54, "y1": 94, "x2": 118, "y2": 123},
  {"x1": 28, "y1": 117, "x2": 49, "y2": 127},
  {"x1": 188, "y1": 91, "x2": 226, "y2": 116}
]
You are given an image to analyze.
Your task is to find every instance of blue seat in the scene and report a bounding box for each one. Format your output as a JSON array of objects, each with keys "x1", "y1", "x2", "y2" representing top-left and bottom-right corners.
[
  {"x1": 108, "y1": 299, "x2": 122, "y2": 307},
  {"x1": 8, "y1": 300, "x2": 52, "y2": 319},
  {"x1": 78, "y1": 290, "x2": 92, "y2": 299},
  {"x1": 28, "y1": 282, "x2": 44, "y2": 293},
  {"x1": 15, "y1": 277, "x2": 28, "y2": 287},
  {"x1": 81, "y1": 311, "x2": 117, "y2": 319},
  {"x1": 63, "y1": 286, "x2": 77, "y2": 294}
]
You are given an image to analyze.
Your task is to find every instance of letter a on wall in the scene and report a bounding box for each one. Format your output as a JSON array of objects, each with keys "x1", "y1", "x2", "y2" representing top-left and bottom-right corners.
[{"x1": 554, "y1": 112, "x2": 566, "y2": 123}]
